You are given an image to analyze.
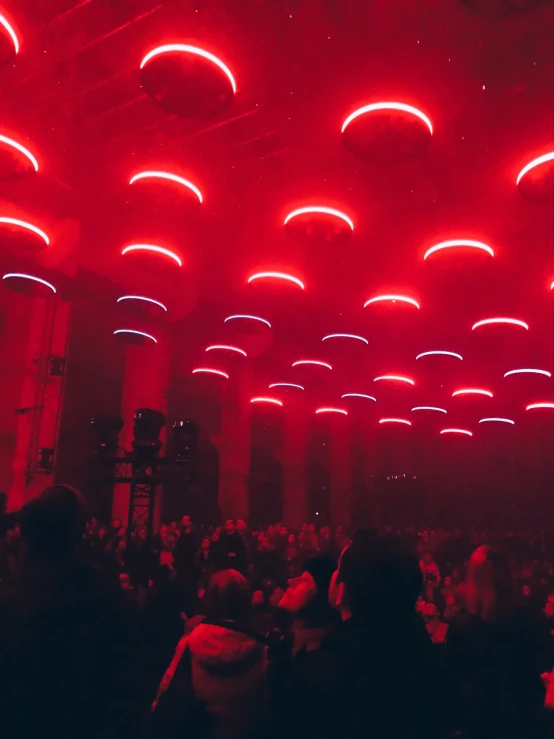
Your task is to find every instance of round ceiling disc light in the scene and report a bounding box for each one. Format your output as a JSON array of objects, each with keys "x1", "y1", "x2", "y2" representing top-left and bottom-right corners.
[
  {"x1": 224, "y1": 314, "x2": 271, "y2": 329},
  {"x1": 251, "y1": 397, "x2": 283, "y2": 407},
  {"x1": 322, "y1": 333, "x2": 368, "y2": 345},
  {"x1": 0, "y1": 134, "x2": 38, "y2": 177},
  {"x1": 192, "y1": 368, "x2": 229, "y2": 379},
  {"x1": 140, "y1": 44, "x2": 236, "y2": 118},
  {"x1": 284, "y1": 206, "x2": 354, "y2": 244},
  {"x1": 292, "y1": 360, "x2": 332, "y2": 370},
  {"x1": 526, "y1": 403, "x2": 554, "y2": 411},
  {"x1": 2, "y1": 272, "x2": 55, "y2": 297},
  {"x1": 269, "y1": 382, "x2": 304, "y2": 391},
  {"x1": 440, "y1": 428, "x2": 472, "y2": 437},
  {"x1": 116, "y1": 295, "x2": 167, "y2": 315},
  {"x1": 412, "y1": 406, "x2": 447, "y2": 414},
  {"x1": 416, "y1": 350, "x2": 463, "y2": 361},
  {"x1": 504, "y1": 368, "x2": 551, "y2": 378},
  {"x1": 472, "y1": 318, "x2": 529, "y2": 331},
  {"x1": 121, "y1": 244, "x2": 182, "y2": 269},
  {"x1": 423, "y1": 239, "x2": 494, "y2": 262},
  {"x1": 113, "y1": 329, "x2": 157, "y2": 345},
  {"x1": 374, "y1": 375, "x2": 415, "y2": 385},
  {"x1": 0, "y1": 11, "x2": 19, "y2": 63},
  {"x1": 364, "y1": 294, "x2": 420, "y2": 310},
  {"x1": 452, "y1": 388, "x2": 493, "y2": 398},
  {"x1": 129, "y1": 171, "x2": 203, "y2": 203},
  {"x1": 0, "y1": 217, "x2": 49, "y2": 249},
  {"x1": 341, "y1": 102, "x2": 432, "y2": 162},
  {"x1": 516, "y1": 152, "x2": 554, "y2": 201},
  {"x1": 248, "y1": 271, "x2": 304, "y2": 290},
  {"x1": 206, "y1": 344, "x2": 247, "y2": 357},
  {"x1": 316, "y1": 407, "x2": 348, "y2": 416},
  {"x1": 342, "y1": 393, "x2": 376, "y2": 402},
  {"x1": 379, "y1": 418, "x2": 411, "y2": 426},
  {"x1": 479, "y1": 418, "x2": 515, "y2": 425}
]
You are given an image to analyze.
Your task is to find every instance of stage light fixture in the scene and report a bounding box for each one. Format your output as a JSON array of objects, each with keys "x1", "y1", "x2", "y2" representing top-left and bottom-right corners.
[
  {"x1": 341, "y1": 102, "x2": 433, "y2": 135},
  {"x1": 0, "y1": 217, "x2": 49, "y2": 246},
  {"x1": 140, "y1": 44, "x2": 236, "y2": 92},
  {"x1": 341, "y1": 393, "x2": 376, "y2": 401},
  {"x1": 284, "y1": 207, "x2": 354, "y2": 231},
  {"x1": 412, "y1": 406, "x2": 447, "y2": 413},
  {"x1": 440, "y1": 428, "x2": 472, "y2": 436},
  {"x1": 0, "y1": 12, "x2": 19, "y2": 55},
  {"x1": 90, "y1": 414, "x2": 124, "y2": 455},
  {"x1": 452, "y1": 389, "x2": 493, "y2": 398},
  {"x1": 172, "y1": 420, "x2": 199, "y2": 462},
  {"x1": 224, "y1": 314, "x2": 271, "y2": 328},
  {"x1": 129, "y1": 171, "x2": 203, "y2": 203},
  {"x1": 251, "y1": 397, "x2": 283, "y2": 406},
  {"x1": 269, "y1": 383, "x2": 304, "y2": 390},
  {"x1": 472, "y1": 318, "x2": 528, "y2": 331},
  {"x1": 517, "y1": 152, "x2": 554, "y2": 186},
  {"x1": 416, "y1": 350, "x2": 463, "y2": 361},
  {"x1": 364, "y1": 294, "x2": 419, "y2": 309},
  {"x1": 423, "y1": 240, "x2": 494, "y2": 261},
  {"x1": 121, "y1": 244, "x2": 182, "y2": 267},
  {"x1": 374, "y1": 375, "x2": 414, "y2": 385},
  {"x1": 113, "y1": 329, "x2": 157, "y2": 344},
  {"x1": 315, "y1": 408, "x2": 348, "y2": 415},
  {"x1": 206, "y1": 345, "x2": 247, "y2": 357},
  {"x1": 248, "y1": 271, "x2": 304, "y2": 290},
  {"x1": 117, "y1": 295, "x2": 167, "y2": 312},
  {"x1": 379, "y1": 418, "x2": 411, "y2": 426},
  {"x1": 0, "y1": 134, "x2": 38, "y2": 171},
  {"x1": 192, "y1": 368, "x2": 229, "y2": 379},
  {"x1": 479, "y1": 418, "x2": 515, "y2": 425},
  {"x1": 132, "y1": 408, "x2": 166, "y2": 462},
  {"x1": 504, "y1": 369, "x2": 551, "y2": 378},
  {"x1": 292, "y1": 360, "x2": 332, "y2": 370},
  {"x1": 526, "y1": 403, "x2": 554, "y2": 411},
  {"x1": 3, "y1": 273, "x2": 56, "y2": 293},
  {"x1": 322, "y1": 333, "x2": 368, "y2": 345}
]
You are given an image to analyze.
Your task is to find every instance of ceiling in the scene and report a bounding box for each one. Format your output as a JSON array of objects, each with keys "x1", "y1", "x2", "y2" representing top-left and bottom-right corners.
[{"x1": 3, "y1": 0, "x2": 554, "y2": 433}]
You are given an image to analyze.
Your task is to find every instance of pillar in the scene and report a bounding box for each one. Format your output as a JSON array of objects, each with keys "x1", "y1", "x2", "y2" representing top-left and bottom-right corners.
[
  {"x1": 328, "y1": 416, "x2": 352, "y2": 527},
  {"x1": 282, "y1": 393, "x2": 308, "y2": 528}
]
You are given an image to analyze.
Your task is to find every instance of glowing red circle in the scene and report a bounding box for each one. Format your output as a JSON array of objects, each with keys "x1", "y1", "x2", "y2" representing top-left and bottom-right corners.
[
  {"x1": 379, "y1": 418, "x2": 411, "y2": 426},
  {"x1": 251, "y1": 397, "x2": 283, "y2": 406},
  {"x1": 284, "y1": 207, "x2": 354, "y2": 231},
  {"x1": 129, "y1": 171, "x2": 203, "y2": 203},
  {"x1": 0, "y1": 135, "x2": 38, "y2": 172},
  {"x1": 0, "y1": 217, "x2": 49, "y2": 246},
  {"x1": 248, "y1": 272, "x2": 304, "y2": 290},
  {"x1": 322, "y1": 333, "x2": 368, "y2": 345},
  {"x1": 2, "y1": 272, "x2": 55, "y2": 294},
  {"x1": 374, "y1": 375, "x2": 414, "y2": 385},
  {"x1": 412, "y1": 406, "x2": 447, "y2": 414},
  {"x1": 117, "y1": 295, "x2": 167, "y2": 312},
  {"x1": 206, "y1": 345, "x2": 247, "y2": 357},
  {"x1": 269, "y1": 383, "x2": 304, "y2": 390},
  {"x1": 341, "y1": 103, "x2": 432, "y2": 135},
  {"x1": 316, "y1": 408, "x2": 348, "y2": 416},
  {"x1": 416, "y1": 350, "x2": 463, "y2": 361},
  {"x1": 224, "y1": 314, "x2": 271, "y2": 328},
  {"x1": 452, "y1": 389, "x2": 493, "y2": 398},
  {"x1": 113, "y1": 329, "x2": 156, "y2": 344},
  {"x1": 0, "y1": 12, "x2": 18, "y2": 55},
  {"x1": 472, "y1": 318, "x2": 528, "y2": 331},
  {"x1": 517, "y1": 153, "x2": 554, "y2": 186},
  {"x1": 292, "y1": 360, "x2": 332, "y2": 370},
  {"x1": 140, "y1": 45, "x2": 236, "y2": 92},
  {"x1": 440, "y1": 428, "x2": 472, "y2": 436},
  {"x1": 526, "y1": 403, "x2": 554, "y2": 411},
  {"x1": 423, "y1": 240, "x2": 494, "y2": 261},
  {"x1": 479, "y1": 418, "x2": 515, "y2": 425},
  {"x1": 341, "y1": 393, "x2": 376, "y2": 401},
  {"x1": 192, "y1": 368, "x2": 229, "y2": 379},
  {"x1": 364, "y1": 294, "x2": 419, "y2": 309},
  {"x1": 504, "y1": 369, "x2": 551, "y2": 378},
  {"x1": 121, "y1": 244, "x2": 182, "y2": 267}
]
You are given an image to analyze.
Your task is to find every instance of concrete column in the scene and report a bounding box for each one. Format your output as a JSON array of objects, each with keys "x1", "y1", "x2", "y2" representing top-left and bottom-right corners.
[
  {"x1": 328, "y1": 416, "x2": 352, "y2": 527},
  {"x1": 282, "y1": 393, "x2": 308, "y2": 528}
]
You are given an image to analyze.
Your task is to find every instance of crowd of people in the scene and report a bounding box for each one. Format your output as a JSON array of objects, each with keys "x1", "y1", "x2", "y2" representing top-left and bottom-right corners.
[{"x1": 0, "y1": 486, "x2": 554, "y2": 738}]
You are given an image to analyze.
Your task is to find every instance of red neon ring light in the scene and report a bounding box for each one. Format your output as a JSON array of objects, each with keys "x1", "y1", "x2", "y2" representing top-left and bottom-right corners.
[
  {"x1": 121, "y1": 244, "x2": 182, "y2": 267},
  {"x1": 224, "y1": 314, "x2": 271, "y2": 328},
  {"x1": 479, "y1": 418, "x2": 515, "y2": 425},
  {"x1": 412, "y1": 406, "x2": 447, "y2": 414},
  {"x1": 416, "y1": 351, "x2": 463, "y2": 361},
  {"x1": 117, "y1": 295, "x2": 167, "y2": 311},
  {"x1": 129, "y1": 171, "x2": 203, "y2": 203},
  {"x1": 452, "y1": 389, "x2": 493, "y2": 398},
  {"x1": 379, "y1": 418, "x2": 411, "y2": 426},
  {"x1": 322, "y1": 333, "x2": 368, "y2": 345},
  {"x1": 341, "y1": 103, "x2": 433, "y2": 135},
  {"x1": 316, "y1": 408, "x2": 348, "y2": 416},
  {"x1": 0, "y1": 217, "x2": 49, "y2": 245},
  {"x1": 206, "y1": 345, "x2": 247, "y2": 357},
  {"x1": 423, "y1": 240, "x2": 494, "y2": 261},
  {"x1": 374, "y1": 375, "x2": 414, "y2": 385},
  {"x1": 472, "y1": 318, "x2": 528, "y2": 331},
  {"x1": 2, "y1": 273, "x2": 56, "y2": 293},
  {"x1": 342, "y1": 393, "x2": 376, "y2": 401},
  {"x1": 248, "y1": 272, "x2": 304, "y2": 290},
  {"x1": 364, "y1": 294, "x2": 419, "y2": 309},
  {"x1": 192, "y1": 368, "x2": 229, "y2": 379},
  {"x1": 284, "y1": 207, "x2": 354, "y2": 231},
  {"x1": 0, "y1": 135, "x2": 38, "y2": 171},
  {"x1": 517, "y1": 153, "x2": 554, "y2": 186},
  {"x1": 0, "y1": 12, "x2": 19, "y2": 55},
  {"x1": 251, "y1": 397, "x2": 283, "y2": 407},
  {"x1": 440, "y1": 428, "x2": 472, "y2": 436},
  {"x1": 113, "y1": 329, "x2": 156, "y2": 343},
  {"x1": 526, "y1": 403, "x2": 554, "y2": 411},
  {"x1": 140, "y1": 45, "x2": 236, "y2": 93},
  {"x1": 292, "y1": 360, "x2": 332, "y2": 370},
  {"x1": 269, "y1": 383, "x2": 304, "y2": 391},
  {"x1": 504, "y1": 369, "x2": 551, "y2": 378}
]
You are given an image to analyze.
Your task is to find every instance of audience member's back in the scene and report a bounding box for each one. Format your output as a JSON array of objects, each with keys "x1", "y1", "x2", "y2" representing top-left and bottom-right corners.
[{"x1": 0, "y1": 485, "x2": 130, "y2": 739}]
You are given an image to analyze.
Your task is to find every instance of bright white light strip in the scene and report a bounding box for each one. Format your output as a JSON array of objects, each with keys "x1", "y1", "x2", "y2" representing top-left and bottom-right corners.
[
  {"x1": 526, "y1": 403, "x2": 554, "y2": 411},
  {"x1": 517, "y1": 152, "x2": 554, "y2": 186},
  {"x1": 364, "y1": 294, "x2": 419, "y2": 309},
  {"x1": 269, "y1": 383, "x2": 304, "y2": 390},
  {"x1": 412, "y1": 406, "x2": 447, "y2": 414},
  {"x1": 248, "y1": 272, "x2": 304, "y2": 290},
  {"x1": 0, "y1": 135, "x2": 38, "y2": 171},
  {"x1": 341, "y1": 393, "x2": 376, "y2": 401},
  {"x1": 121, "y1": 244, "x2": 182, "y2": 267},
  {"x1": 379, "y1": 418, "x2": 411, "y2": 426},
  {"x1": 3, "y1": 273, "x2": 56, "y2": 293},
  {"x1": 293, "y1": 360, "x2": 332, "y2": 370},
  {"x1": 140, "y1": 44, "x2": 236, "y2": 93},
  {"x1": 130, "y1": 171, "x2": 203, "y2": 203},
  {"x1": 251, "y1": 397, "x2": 283, "y2": 406},
  {"x1": 224, "y1": 314, "x2": 271, "y2": 328},
  {"x1": 113, "y1": 329, "x2": 156, "y2": 343},
  {"x1": 479, "y1": 418, "x2": 515, "y2": 425},
  {"x1": 416, "y1": 350, "x2": 463, "y2": 361},
  {"x1": 504, "y1": 368, "x2": 551, "y2": 378},
  {"x1": 117, "y1": 295, "x2": 167, "y2": 311},
  {"x1": 423, "y1": 240, "x2": 494, "y2": 261},
  {"x1": 341, "y1": 102, "x2": 433, "y2": 135},
  {"x1": 0, "y1": 217, "x2": 49, "y2": 245},
  {"x1": 316, "y1": 408, "x2": 348, "y2": 416},
  {"x1": 322, "y1": 333, "x2": 368, "y2": 345},
  {"x1": 440, "y1": 428, "x2": 472, "y2": 436},
  {"x1": 284, "y1": 207, "x2": 354, "y2": 231},
  {"x1": 472, "y1": 318, "x2": 529, "y2": 331},
  {"x1": 452, "y1": 389, "x2": 493, "y2": 398},
  {"x1": 192, "y1": 368, "x2": 229, "y2": 379},
  {"x1": 374, "y1": 375, "x2": 414, "y2": 385},
  {"x1": 206, "y1": 344, "x2": 246, "y2": 357},
  {"x1": 0, "y1": 13, "x2": 19, "y2": 54}
]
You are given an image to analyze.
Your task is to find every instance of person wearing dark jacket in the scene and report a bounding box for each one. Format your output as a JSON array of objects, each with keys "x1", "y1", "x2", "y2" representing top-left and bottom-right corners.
[
  {"x1": 172, "y1": 514, "x2": 199, "y2": 575},
  {"x1": 213, "y1": 520, "x2": 248, "y2": 574}
]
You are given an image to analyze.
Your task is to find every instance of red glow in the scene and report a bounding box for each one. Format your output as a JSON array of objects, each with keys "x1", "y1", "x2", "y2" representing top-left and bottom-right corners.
[
  {"x1": 341, "y1": 102, "x2": 433, "y2": 135},
  {"x1": 452, "y1": 389, "x2": 493, "y2": 398},
  {"x1": 416, "y1": 350, "x2": 463, "y2": 361},
  {"x1": 440, "y1": 428, "x2": 472, "y2": 436},
  {"x1": 117, "y1": 295, "x2": 167, "y2": 311},
  {"x1": 517, "y1": 152, "x2": 554, "y2": 186},
  {"x1": 206, "y1": 344, "x2": 247, "y2": 357},
  {"x1": 374, "y1": 375, "x2": 414, "y2": 385},
  {"x1": 121, "y1": 244, "x2": 182, "y2": 267},
  {"x1": 248, "y1": 271, "x2": 304, "y2": 290},
  {"x1": 113, "y1": 329, "x2": 156, "y2": 343},
  {"x1": 364, "y1": 294, "x2": 419, "y2": 309},
  {"x1": 140, "y1": 45, "x2": 236, "y2": 93},
  {"x1": 0, "y1": 217, "x2": 49, "y2": 245},
  {"x1": 129, "y1": 171, "x2": 203, "y2": 203},
  {"x1": 251, "y1": 397, "x2": 283, "y2": 406},
  {"x1": 3, "y1": 273, "x2": 55, "y2": 293},
  {"x1": 0, "y1": 12, "x2": 19, "y2": 54},
  {"x1": 292, "y1": 360, "x2": 332, "y2": 370},
  {"x1": 0, "y1": 135, "x2": 38, "y2": 171},
  {"x1": 192, "y1": 368, "x2": 229, "y2": 379},
  {"x1": 269, "y1": 383, "x2": 304, "y2": 390},
  {"x1": 284, "y1": 207, "x2": 354, "y2": 231},
  {"x1": 479, "y1": 418, "x2": 515, "y2": 425},
  {"x1": 423, "y1": 240, "x2": 494, "y2": 261},
  {"x1": 322, "y1": 333, "x2": 368, "y2": 345},
  {"x1": 526, "y1": 403, "x2": 554, "y2": 411},
  {"x1": 379, "y1": 418, "x2": 412, "y2": 426},
  {"x1": 504, "y1": 369, "x2": 551, "y2": 378},
  {"x1": 316, "y1": 407, "x2": 348, "y2": 415},
  {"x1": 224, "y1": 314, "x2": 271, "y2": 328},
  {"x1": 472, "y1": 318, "x2": 528, "y2": 331},
  {"x1": 412, "y1": 406, "x2": 447, "y2": 414},
  {"x1": 342, "y1": 393, "x2": 376, "y2": 401}
]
